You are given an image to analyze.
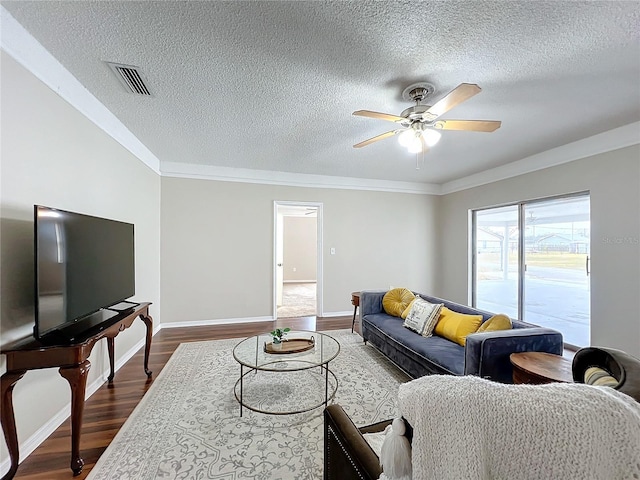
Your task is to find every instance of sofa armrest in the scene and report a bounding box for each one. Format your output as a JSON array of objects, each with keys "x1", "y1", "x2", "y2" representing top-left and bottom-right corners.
[
  {"x1": 360, "y1": 290, "x2": 387, "y2": 317},
  {"x1": 464, "y1": 328, "x2": 564, "y2": 383},
  {"x1": 324, "y1": 404, "x2": 383, "y2": 480}
]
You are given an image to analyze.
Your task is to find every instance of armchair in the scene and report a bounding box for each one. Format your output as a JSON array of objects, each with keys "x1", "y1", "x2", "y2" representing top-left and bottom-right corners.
[{"x1": 572, "y1": 346, "x2": 640, "y2": 402}]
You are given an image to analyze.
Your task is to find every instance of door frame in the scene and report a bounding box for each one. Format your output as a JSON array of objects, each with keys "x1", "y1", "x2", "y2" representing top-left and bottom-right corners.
[{"x1": 273, "y1": 201, "x2": 323, "y2": 319}]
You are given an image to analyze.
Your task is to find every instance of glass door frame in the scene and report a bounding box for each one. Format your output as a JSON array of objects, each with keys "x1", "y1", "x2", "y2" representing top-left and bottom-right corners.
[{"x1": 471, "y1": 191, "x2": 590, "y2": 338}]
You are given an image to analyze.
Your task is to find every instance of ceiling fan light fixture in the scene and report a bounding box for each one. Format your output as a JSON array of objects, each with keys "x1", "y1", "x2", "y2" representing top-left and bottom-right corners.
[
  {"x1": 353, "y1": 82, "x2": 501, "y2": 155},
  {"x1": 397, "y1": 128, "x2": 415, "y2": 147},
  {"x1": 407, "y1": 136, "x2": 423, "y2": 153},
  {"x1": 422, "y1": 128, "x2": 442, "y2": 147}
]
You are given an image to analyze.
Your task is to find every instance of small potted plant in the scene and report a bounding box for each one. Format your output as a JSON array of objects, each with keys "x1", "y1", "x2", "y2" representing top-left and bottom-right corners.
[{"x1": 269, "y1": 327, "x2": 290, "y2": 350}]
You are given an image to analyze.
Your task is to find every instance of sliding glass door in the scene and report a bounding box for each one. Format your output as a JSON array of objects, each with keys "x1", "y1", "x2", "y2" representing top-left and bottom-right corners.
[
  {"x1": 472, "y1": 193, "x2": 590, "y2": 348},
  {"x1": 523, "y1": 195, "x2": 590, "y2": 347},
  {"x1": 473, "y1": 205, "x2": 519, "y2": 319}
]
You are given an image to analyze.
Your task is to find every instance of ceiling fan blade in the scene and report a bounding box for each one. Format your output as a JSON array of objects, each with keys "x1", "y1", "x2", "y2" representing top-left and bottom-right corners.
[
  {"x1": 433, "y1": 119, "x2": 502, "y2": 132},
  {"x1": 422, "y1": 83, "x2": 482, "y2": 121},
  {"x1": 353, "y1": 110, "x2": 407, "y2": 123},
  {"x1": 353, "y1": 130, "x2": 398, "y2": 148}
]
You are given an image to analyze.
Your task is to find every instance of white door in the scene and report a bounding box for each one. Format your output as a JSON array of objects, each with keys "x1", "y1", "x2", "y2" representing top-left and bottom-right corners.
[
  {"x1": 273, "y1": 201, "x2": 323, "y2": 319},
  {"x1": 275, "y1": 212, "x2": 284, "y2": 307}
]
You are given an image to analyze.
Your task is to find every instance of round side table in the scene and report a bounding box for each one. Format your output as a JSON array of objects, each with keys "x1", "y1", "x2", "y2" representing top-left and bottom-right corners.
[{"x1": 510, "y1": 351, "x2": 573, "y2": 384}]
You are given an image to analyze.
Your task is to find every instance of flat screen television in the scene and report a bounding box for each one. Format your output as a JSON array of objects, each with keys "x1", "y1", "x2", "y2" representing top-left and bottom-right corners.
[{"x1": 34, "y1": 205, "x2": 136, "y2": 344}]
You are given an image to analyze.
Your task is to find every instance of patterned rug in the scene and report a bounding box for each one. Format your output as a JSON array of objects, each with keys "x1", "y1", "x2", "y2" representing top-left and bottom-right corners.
[{"x1": 87, "y1": 330, "x2": 409, "y2": 479}]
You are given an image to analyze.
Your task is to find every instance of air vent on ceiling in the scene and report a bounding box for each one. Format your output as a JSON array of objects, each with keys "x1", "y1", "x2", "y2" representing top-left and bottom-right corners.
[{"x1": 106, "y1": 62, "x2": 152, "y2": 96}]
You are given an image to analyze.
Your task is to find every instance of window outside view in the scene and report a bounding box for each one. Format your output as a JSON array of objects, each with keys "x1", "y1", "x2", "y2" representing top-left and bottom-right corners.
[{"x1": 474, "y1": 194, "x2": 591, "y2": 347}]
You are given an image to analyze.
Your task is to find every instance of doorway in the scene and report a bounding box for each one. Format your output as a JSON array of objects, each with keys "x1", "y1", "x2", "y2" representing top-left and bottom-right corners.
[{"x1": 274, "y1": 201, "x2": 323, "y2": 319}]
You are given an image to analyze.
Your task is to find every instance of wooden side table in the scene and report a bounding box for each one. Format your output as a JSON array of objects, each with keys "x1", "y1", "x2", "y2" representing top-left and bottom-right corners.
[
  {"x1": 510, "y1": 351, "x2": 574, "y2": 384},
  {"x1": 351, "y1": 292, "x2": 360, "y2": 333}
]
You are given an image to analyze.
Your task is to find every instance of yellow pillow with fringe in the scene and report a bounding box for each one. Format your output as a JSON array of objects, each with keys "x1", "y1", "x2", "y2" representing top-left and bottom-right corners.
[
  {"x1": 477, "y1": 314, "x2": 512, "y2": 333},
  {"x1": 434, "y1": 307, "x2": 483, "y2": 346},
  {"x1": 383, "y1": 288, "x2": 415, "y2": 318}
]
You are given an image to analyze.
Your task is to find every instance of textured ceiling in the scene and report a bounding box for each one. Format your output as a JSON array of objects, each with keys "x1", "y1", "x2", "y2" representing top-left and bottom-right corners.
[{"x1": 3, "y1": 1, "x2": 639, "y2": 185}]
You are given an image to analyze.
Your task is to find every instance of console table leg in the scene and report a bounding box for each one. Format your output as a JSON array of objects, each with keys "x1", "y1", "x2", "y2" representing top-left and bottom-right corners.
[
  {"x1": 59, "y1": 360, "x2": 90, "y2": 476},
  {"x1": 1, "y1": 370, "x2": 27, "y2": 480},
  {"x1": 107, "y1": 336, "x2": 115, "y2": 384},
  {"x1": 140, "y1": 312, "x2": 153, "y2": 378}
]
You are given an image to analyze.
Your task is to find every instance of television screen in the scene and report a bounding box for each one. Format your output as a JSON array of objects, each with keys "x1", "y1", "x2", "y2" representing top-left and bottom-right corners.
[{"x1": 34, "y1": 205, "x2": 135, "y2": 342}]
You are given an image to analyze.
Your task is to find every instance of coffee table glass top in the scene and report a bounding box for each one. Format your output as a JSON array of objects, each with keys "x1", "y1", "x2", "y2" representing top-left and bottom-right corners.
[{"x1": 233, "y1": 330, "x2": 340, "y2": 371}]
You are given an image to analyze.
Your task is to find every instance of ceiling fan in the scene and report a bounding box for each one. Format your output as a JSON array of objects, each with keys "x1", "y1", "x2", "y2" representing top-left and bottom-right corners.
[{"x1": 353, "y1": 82, "x2": 501, "y2": 153}]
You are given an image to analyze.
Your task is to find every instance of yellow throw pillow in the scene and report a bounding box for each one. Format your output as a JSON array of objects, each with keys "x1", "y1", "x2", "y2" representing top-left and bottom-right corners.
[
  {"x1": 401, "y1": 299, "x2": 416, "y2": 319},
  {"x1": 434, "y1": 307, "x2": 483, "y2": 346},
  {"x1": 477, "y1": 314, "x2": 512, "y2": 333},
  {"x1": 383, "y1": 288, "x2": 416, "y2": 318}
]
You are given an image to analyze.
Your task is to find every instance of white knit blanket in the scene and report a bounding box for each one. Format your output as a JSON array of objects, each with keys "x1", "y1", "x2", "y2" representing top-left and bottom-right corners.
[{"x1": 398, "y1": 375, "x2": 640, "y2": 480}]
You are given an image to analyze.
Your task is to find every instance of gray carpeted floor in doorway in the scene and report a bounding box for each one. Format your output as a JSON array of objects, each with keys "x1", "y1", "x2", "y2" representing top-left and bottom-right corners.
[{"x1": 278, "y1": 282, "x2": 316, "y2": 318}]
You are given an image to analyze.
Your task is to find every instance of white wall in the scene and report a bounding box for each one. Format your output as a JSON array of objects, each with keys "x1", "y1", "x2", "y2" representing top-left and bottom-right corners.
[
  {"x1": 438, "y1": 145, "x2": 640, "y2": 356},
  {"x1": 160, "y1": 177, "x2": 440, "y2": 323},
  {"x1": 0, "y1": 52, "x2": 161, "y2": 465},
  {"x1": 283, "y1": 216, "x2": 316, "y2": 282}
]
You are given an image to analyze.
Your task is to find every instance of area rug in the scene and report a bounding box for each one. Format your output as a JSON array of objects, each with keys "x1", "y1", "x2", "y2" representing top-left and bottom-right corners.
[{"x1": 87, "y1": 329, "x2": 409, "y2": 480}]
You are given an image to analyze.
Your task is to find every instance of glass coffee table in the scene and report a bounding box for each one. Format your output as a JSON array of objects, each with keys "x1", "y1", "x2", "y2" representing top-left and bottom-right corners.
[{"x1": 232, "y1": 330, "x2": 340, "y2": 415}]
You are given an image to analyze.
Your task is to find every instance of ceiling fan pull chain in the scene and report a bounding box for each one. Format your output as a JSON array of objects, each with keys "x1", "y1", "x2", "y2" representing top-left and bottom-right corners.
[{"x1": 415, "y1": 148, "x2": 426, "y2": 170}]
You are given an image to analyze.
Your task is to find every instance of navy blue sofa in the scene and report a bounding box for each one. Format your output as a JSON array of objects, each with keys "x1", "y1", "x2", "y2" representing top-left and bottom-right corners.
[{"x1": 361, "y1": 290, "x2": 564, "y2": 383}]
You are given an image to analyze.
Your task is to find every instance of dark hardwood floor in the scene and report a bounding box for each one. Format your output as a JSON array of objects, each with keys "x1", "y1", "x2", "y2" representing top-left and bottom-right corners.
[{"x1": 12, "y1": 315, "x2": 354, "y2": 479}]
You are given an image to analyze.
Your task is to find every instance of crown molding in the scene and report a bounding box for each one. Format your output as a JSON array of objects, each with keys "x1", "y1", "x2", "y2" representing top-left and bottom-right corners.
[
  {"x1": 440, "y1": 122, "x2": 640, "y2": 195},
  {"x1": 0, "y1": 6, "x2": 161, "y2": 175},
  {"x1": 161, "y1": 162, "x2": 441, "y2": 195}
]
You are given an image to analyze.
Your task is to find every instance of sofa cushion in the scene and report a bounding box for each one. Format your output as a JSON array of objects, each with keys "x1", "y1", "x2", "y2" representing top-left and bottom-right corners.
[
  {"x1": 434, "y1": 307, "x2": 483, "y2": 346},
  {"x1": 403, "y1": 297, "x2": 442, "y2": 336},
  {"x1": 383, "y1": 288, "x2": 415, "y2": 317},
  {"x1": 365, "y1": 313, "x2": 465, "y2": 374},
  {"x1": 477, "y1": 314, "x2": 512, "y2": 333}
]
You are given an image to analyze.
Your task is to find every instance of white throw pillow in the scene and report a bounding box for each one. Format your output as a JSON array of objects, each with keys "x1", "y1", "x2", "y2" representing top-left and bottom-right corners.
[
  {"x1": 403, "y1": 297, "x2": 442, "y2": 336},
  {"x1": 363, "y1": 425, "x2": 391, "y2": 458}
]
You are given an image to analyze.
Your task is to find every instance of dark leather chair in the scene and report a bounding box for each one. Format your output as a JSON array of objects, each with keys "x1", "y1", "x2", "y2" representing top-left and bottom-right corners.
[
  {"x1": 324, "y1": 405, "x2": 389, "y2": 480},
  {"x1": 572, "y1": 346, "x2": 640, "y2": 402}
]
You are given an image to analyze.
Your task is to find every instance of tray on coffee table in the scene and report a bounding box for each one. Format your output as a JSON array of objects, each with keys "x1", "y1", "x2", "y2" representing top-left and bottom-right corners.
[{"x1": 264, "y1": 337, "x2": 315, "y2": 354}]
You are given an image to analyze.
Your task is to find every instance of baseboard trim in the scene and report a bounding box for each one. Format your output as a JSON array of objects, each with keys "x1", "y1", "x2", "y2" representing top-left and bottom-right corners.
[
  {"x1": 0, "y1": 334, "x2": 148, "y2": 475},
  {"x1": 160, "y1": 316, "x2": 274, "y2": 329},
  {"x1": 320, "y1": 311, "x2": 353, "y2": 318}
]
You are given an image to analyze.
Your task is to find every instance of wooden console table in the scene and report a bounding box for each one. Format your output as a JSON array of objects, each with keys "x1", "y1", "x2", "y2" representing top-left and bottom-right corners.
[{"x1": 1, "y1": 302, "x2": 153, "y2": 479}]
